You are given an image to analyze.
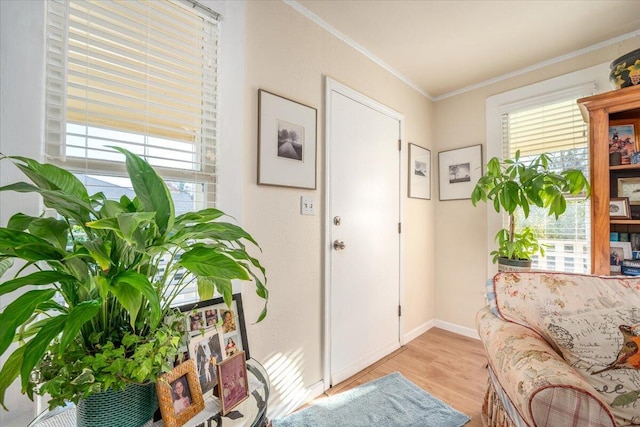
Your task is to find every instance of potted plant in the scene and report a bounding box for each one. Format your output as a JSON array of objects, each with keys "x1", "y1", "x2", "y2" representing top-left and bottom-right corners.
[
  {"x1": 471, "y1": 150, "x2": 590, "y2": 271},
  {"x1": 0, "y1": 148, "x2": 268, "y2": 424}
]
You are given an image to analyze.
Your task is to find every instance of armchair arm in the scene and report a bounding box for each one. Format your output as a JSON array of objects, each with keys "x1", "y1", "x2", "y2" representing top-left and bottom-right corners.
[{"x1": 476, "y1": 307, "x2": 615, "y2": 427}]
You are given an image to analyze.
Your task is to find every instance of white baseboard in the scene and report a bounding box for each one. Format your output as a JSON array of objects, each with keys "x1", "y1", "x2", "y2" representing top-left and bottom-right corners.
[
  {"x1": 402, "y1": 319, "x2": 434, "y2": 344},
  {"x1": 434, "y1": 319, "x2": 480, "y2": 340},
  {"x1": 402, "y1": 318, "x2": 479, "y2": 343}
]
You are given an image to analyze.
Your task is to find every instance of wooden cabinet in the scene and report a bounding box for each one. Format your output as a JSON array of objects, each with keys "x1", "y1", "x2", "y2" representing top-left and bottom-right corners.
[{"x1": 578, "y1": 85, "x2": 640, "y2": 275}]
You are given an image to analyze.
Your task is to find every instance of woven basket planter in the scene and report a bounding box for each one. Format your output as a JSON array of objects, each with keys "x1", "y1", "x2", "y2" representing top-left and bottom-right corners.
[{"x1": 76, "y1": 383, "x2": 157, "y2": 427}]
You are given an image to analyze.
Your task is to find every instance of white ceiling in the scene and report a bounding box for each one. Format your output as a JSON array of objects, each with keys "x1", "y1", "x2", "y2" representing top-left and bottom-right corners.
[{"x1": 289, "y1": 0, "x2": 640, "y2": 99}]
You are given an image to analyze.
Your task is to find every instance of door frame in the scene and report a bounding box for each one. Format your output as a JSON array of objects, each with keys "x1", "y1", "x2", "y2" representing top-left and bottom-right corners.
[{"x1": 323, "y1": 77, "x2": 405, "y2": 390}]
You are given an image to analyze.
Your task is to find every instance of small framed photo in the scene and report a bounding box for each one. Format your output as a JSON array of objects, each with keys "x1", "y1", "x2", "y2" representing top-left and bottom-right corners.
[
  {"x1": 610, "y1": 241, "x2": 632, "y2": 274},
  {"x1": 438, "y1": 144, "x2": 482, "y2": 201},
  {"x1": 217, "y1": 351, "x2": 249, "y2": 415},
  {"x1": 157, "y1": 359, "x2": 204, "y2": 427},
  {"x1": 408, "y1": 143, "x2": 431, "y2": 200},
  {"x1": 609, "y1": 119, "x2": 640, "y2": 164},
  {"x1": 188, "y1": 328, "x2": 224, "y2": 398},
  {"x1": 618, "y1": 177, "x2": 640, "y2": 206},
  {"x1": 258, "y1": 89, "x2": 317, "y2": 189},
  {"x1": 609, "y1": 197, "x2": 631, "y2": 219}
]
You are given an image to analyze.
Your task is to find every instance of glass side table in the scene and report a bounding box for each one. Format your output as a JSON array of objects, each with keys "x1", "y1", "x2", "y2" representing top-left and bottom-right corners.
[{"x1": 29, "y1": 358, "x2": 270, "y2": 427}]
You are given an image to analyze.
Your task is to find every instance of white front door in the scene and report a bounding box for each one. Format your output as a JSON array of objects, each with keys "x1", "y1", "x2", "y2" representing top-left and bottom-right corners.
[{"x1": 326, "y1": 79, "x2": 402, "y2": 386}]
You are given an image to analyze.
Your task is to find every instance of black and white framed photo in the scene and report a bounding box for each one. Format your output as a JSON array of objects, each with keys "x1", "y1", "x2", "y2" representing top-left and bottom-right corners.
[
  {"x1": 188, "y1": 328, "x2": 224, "y2": 398},
  {"x1": 618, "y1": 177, "x2": 640, "y2": 206},
  {"x1": 258, "y1": 89, "x2": 317, "y2": 189},
  {"x1": 177, "y1": 293, "x2": 250, "y2": 360},
  {"x1": 610, "y1": 197, "x2": 631, "y2": 219},
  {"x1": 408, "y1": 143, "x2": 431, "y2": 200},
  {"x1": 438, "y1": 144, "x2": 482, "y2": 201}
]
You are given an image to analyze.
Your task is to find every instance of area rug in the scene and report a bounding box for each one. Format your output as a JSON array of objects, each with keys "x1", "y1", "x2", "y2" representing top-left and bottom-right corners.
[{"x1": 271, "y1": 372, "x2": 471, "y2": 427}]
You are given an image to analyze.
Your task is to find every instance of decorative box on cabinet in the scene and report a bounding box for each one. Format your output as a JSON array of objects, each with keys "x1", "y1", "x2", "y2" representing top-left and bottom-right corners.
[{"x1": 578, "y1": 85, "x2": 640, "y2": 275}]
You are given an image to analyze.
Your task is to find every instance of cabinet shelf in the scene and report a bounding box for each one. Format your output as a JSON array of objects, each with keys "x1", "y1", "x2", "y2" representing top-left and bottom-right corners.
[
  {"x1": 610, "y1": 219, "x2": 640, "y2": 225},
  {"x1": 610, "y1": 164, "x2": 640, "y2": 171}
]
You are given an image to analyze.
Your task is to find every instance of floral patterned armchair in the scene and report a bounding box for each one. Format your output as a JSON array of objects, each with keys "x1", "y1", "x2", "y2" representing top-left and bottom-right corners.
[{"x1": 477, "y1": 272, "x2": 640, "y2": 427}]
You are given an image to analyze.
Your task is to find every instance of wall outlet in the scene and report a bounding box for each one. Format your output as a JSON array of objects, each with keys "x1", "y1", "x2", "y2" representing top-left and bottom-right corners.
[{"x1": 301, "y1": 196, "x2": 315, "y2": 215}]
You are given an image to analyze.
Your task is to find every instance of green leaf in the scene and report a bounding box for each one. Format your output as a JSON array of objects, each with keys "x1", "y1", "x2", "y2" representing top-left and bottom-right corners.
[
  {"x1": 196, "y1": 276, "x2": 216, "y2": 301},
  {"x1": 111, "y1": 147, "x2": 175, "y2": 237},
  {"x1": 175, "y1": 208, "x2": 225, "y2": 225},
  {"x1": 9, "y1": 156, "x2": 90, "y2": 202},
  {"x1": 611, "y1": 390, "x2": 640, "y2": 407},
  {"x1": 0, "y1": 258, "x2": 13, "y2": 279},
  {"x1": 116, "y1": 212, "x2": 156, "y2": 244},
  {"x1": 0, "y1": 271, "x2": 75, "y2": 297},
  {"x1": 28, "y1": 217, "x2": 69, "y2": 249},
  {"x1": 0, "y1": 289, "x2": 57, "y2": 356},
  {"x1": 0, "y1": 346, "x2": 25, "y2": 410},
  {"x1": 179, "y1": 247, "x2": 251, "y2": 281},
  {"x1": 59, "y1": 300, "x2": 101, "y2": 351},
  {"x1": 108, "y1": 279, "x2": 142, "y2": 330},
  {"x1": 21, "y1": 314, "x2": 68, "y2": 390},
  {"x1": 174, "y1": 222, "x2": 259, "y2": 247},
  {"x1": 82, "y1": 239, "x2": 112, "y2": 272},
  {"x1": 113, "y1": 271, "x2": 160, "y2": 328},
  {"x1": 7, "y1": 213, "x2": 34, "y2": 231}
]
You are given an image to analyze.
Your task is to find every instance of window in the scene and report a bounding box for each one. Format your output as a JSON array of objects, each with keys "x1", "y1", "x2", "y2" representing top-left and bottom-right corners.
[
  {"x1": 501, "y1": 96, "x2": 591, "y2": 273},
  {"x1": 45, "y1": 0, "x2": 219, "y2": 215},
  {"x1": 45, "y1": 0, "x2": 220, "y2": 304}
]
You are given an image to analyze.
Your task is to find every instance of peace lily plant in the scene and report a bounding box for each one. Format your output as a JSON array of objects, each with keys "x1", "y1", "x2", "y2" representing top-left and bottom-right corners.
[
  {"x1": 0, "y1": 148, "x2": 268, "y2": 410},
  {"x1": 471, "y1": 150, "x2": 590, "y2": 264}
]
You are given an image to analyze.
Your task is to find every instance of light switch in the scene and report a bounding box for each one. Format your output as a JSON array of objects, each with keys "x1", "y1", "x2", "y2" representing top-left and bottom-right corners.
[{"x1": 301, "y1": 196, "x2": 315, "y2": 215}]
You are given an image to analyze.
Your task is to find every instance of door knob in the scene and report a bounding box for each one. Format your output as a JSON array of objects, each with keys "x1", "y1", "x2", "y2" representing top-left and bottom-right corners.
[{"x1": 333, "y1": 240, "x2": 346, "y2": 251}]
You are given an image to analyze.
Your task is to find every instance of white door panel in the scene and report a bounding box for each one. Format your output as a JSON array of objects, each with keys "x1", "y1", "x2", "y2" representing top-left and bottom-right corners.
[{"x1": 328, "y1": 88, "x2": 401, "y2": 385}]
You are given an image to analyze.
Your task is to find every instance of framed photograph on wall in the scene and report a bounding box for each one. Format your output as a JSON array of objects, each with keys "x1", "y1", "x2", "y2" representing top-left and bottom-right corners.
[
  {"x1": 177, "y1": 293, "x2": 250, "y2": 361},
  {"x1": 610, "y1": 241, "x2": 632, "y2": 274},
  {"x1": 438, "y1": 144, "x2": 482, "y2": 201},
  {"x1": 609, "y1": 197, "x2": 631, "y2": 219},
  {"x1": 258, "y1": 89, "x2": 317, "y2": 189},
  {"x1": 408, "y1": 143, "x2": 431, "y2": 199},
  {"x1": 156, "y1": 360, "x2": 204, "y2": 427},
  {"x1": 217, "y1": 351, "x2": 249, "y2": 415},
  {"x1": 609, "y1": 119, "x2": 640, "y2": 165}
]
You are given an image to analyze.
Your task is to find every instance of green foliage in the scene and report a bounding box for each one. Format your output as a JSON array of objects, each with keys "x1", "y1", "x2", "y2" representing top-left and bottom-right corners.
[
  {"x1": 0, "y1": 149, "x2": 268, "y2": 410},
  {"x1": 471, "y1": 150, "x2": 590, "y2": 262}
]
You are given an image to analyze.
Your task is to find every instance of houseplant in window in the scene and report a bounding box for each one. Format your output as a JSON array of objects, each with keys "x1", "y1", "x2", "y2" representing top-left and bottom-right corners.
[
  {"x1": 0, "y1": 148, "x2": 268, "y2": 424},
  {"x1": 471, "y1": 150, "x2": 590, "y2": 271}
]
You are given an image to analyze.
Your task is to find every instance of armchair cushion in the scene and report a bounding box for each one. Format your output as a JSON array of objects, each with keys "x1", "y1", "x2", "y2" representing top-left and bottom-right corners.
[
  {"x1": 477, "y1": 306, "x2": 615, "y2": 427},
  {"x1": 544, "y1": 307, "x2": 640, "y2": 426}
]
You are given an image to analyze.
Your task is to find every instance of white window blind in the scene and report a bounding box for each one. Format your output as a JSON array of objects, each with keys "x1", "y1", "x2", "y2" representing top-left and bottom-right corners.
[
  {"x1": 45, "y1": 0, "x2": 220, "y2": 305},
  {"x1": 45, "y1": 0, "x2": 219, "y2": 215},
  {"x1": 501, "y1": 97, "x2": 591, "y2": 273}
]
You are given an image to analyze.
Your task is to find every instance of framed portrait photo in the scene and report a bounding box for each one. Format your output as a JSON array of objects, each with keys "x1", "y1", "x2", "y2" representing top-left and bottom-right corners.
[
  {"x1": 217, "y1": 351, "x2": 249, "y2": 416},
  {"x1": 609, "y1": 197, "x2": 631, "y2": 219},
  {"x1": 156, "y1": 360, "x2": 204, "y2": 427},
  {"x1": 609, "y1": 119, "x2": 640, "y2": 165},
  {"x1": 258, "y1": 89, "x2": 317, "y2": 189},
  {"x1": 610, "y1": 241, "x2": 632, "y2": 274},
  {"x1": 438, "y1": 144, "x2": 483, "y2": 201},
  {"x1": 408, "y1": 143, "x2": 431, "y2": 200}
]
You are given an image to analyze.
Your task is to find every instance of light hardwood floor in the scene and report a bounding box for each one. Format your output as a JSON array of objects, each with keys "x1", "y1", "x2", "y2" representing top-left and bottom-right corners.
[{"x1": 309, "y1": 327, "x2": 488, "y2": 426}]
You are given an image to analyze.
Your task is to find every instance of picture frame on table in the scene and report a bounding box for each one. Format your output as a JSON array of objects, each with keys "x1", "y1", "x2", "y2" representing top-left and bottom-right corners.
[
  {"x1": 177, "y1": 293, "x2": 250, "y2": 361},
  {"x1": 609, "y1": 197, "x2": 631, "y2": 219},
  {"x1": 438, "y1": 144, "x2": 482, "y2": 201},
  {"x1": 618, "y1": 177, "x2": 640, "y2": 206},
  {"x1": 188, "y1": 328, "x2": 224, "y2": 398},
  {"x1": 217, "y1": 351, "x2": 249, "y2": 416},
  {"x1": 609, "y1": 119, "x2": 640, "y2": 165},
  {"x1": 610, "y1": 241, "x2": 632, "y2": 274},
  {"x1": 258, "y1": 89, "x2": 317, "y2": 189},
  {"x1": 156, "y1": 359, "x2": 204, "y2": 427},
  {"x1": 408, "y1": 143, "x2": 431, "y2": 200}
]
